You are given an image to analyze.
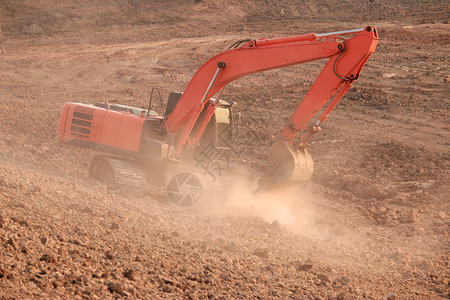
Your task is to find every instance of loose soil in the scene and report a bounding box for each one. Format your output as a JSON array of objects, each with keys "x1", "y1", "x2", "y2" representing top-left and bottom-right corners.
[{"x1": 0, "y1": 0, "x2": 449, "y2": 299}]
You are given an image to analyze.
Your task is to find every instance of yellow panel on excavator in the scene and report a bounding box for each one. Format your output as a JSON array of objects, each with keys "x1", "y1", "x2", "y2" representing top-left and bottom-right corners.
[{"x1": 215, "y1": 106, "x2": 233, "y2": 149}]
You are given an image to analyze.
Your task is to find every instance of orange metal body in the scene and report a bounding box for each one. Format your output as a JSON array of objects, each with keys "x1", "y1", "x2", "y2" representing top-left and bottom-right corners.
[
  {"x1": 59, "y1": 26, "x2": 378, "y2": 160},
  {"x1": 59, "y1": 102, "x2": 151, "y2": 154}
]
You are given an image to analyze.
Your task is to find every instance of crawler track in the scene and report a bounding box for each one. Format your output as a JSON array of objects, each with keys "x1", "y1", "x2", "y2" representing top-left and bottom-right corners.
[{"x1": 89, "y1": 156, "x2": 147, "y2": 193}]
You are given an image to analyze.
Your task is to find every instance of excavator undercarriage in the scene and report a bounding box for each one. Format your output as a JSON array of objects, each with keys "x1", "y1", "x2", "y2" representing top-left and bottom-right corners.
[{"x1": 72, "y1": 92, "x2": 238, "y2": 196}]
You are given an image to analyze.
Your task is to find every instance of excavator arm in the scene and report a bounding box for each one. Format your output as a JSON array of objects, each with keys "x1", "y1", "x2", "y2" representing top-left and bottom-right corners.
[{"x1": 166, "y1": 26, "x2": 379, "y2": 184}]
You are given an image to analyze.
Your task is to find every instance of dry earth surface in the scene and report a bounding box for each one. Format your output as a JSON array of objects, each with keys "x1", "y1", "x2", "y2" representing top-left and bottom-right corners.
[{"x1": 0, "y1": 0, "x2": 449, "y2": 299}]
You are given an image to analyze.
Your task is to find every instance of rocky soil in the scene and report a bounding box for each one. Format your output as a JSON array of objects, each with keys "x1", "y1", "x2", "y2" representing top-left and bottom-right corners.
[{"x1": 0, "y1": 0, "x2": 449, "y2": 298}]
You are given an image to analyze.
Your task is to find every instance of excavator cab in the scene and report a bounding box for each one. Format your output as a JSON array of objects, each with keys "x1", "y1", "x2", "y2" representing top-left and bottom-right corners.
[{"x1": 164, "y1": 91, "x2": 238, "y2": 166}]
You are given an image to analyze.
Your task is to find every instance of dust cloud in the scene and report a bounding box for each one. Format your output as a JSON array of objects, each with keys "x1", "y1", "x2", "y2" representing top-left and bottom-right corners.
[
  {"x1": 193, "y1": 168, "x2": 327, "y2": 240},
  {"x1": 190, "y1": 168, "x2": 432, "y2": 277}
]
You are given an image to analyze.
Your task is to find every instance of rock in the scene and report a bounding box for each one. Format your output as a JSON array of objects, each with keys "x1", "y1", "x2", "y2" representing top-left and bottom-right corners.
[
  {"x1": 0, "y1": 268, "x2": 8, "y2": 279},
  {"x1": 105, "y1": 250, "x2": 114, "y2": 260},
  {"x1": 382, "y1": 73, "x2": 397, "y2": 78},
  {"x1": 127, "y1": 287, "x2": 137, "y2": 296},
  {"x1": 110, "y1": 221, "x2": 119, "y2": 230},
  {"x1": 437, "y1": 211, "x2": 446, "y2": 220},
  {"x1": 107, "y1": 281, "x2": 124, "y2": 294},
  {"x1": 81, "y1": 206, "x2": 93, "y2": 214},
  {"x1": 335, "y1": 276, "x2": 350, "y2": 286},
  {"x1": 6, "y1": 237, "x2": 16, "y2": 249},
  {"x1": 204, "y1": 264, "x2": 214, "y2": 273},
  {"x1": 207, "y1": 292, "x2": 216, "y2": 300},
  {"x1": 110, "y1": 271, "x2": 119, "y2": 280},
  {"x1": 11, "y1": 201, "x2": 25, "y2": 208},
  {"x1": 40, "y1": 254, "x2": 56, "y2": 264},
  {"x1": 406, "y1": 210, "x2": 420, "y2": 223},
  {"x1": 406, "y1": 228, "x2": 416, "y2": 237},
  {"x1": 82, "y1": 288, "x2": 91, "y2": 296},
  {"x1": 444, "y1": 75, "x2": 450, "y2": 83},
  {"x1": 253, "y1": 248, "x2": 269, "y2": 259},
  {"x1": 297, "y1": 259, "x2": 313, "y2": 271},
  {"x1": 317, "y1": 273, "x2": 330, "y2": 282},
  {"x1": 297, "y1": 264, "x2": 313, "y2": 271},
  {"x1": 76, "y1": 275, "x2": 89, "y2": 284},
  {"x1": 58, "y1": 247, "x2": 68, "y2": 257},
  {"x1": 123, "y1": 269, "x2": 136, "y2": 281},
  {"x1": 69, "y1": 239, "x2": 82, "y2": 246},
  {"x1": 385, "y1": 293, "x2": 396, "y2": 299},
  {"x1": 28, "y1": 185, "x2": 42, "y2": 195}
]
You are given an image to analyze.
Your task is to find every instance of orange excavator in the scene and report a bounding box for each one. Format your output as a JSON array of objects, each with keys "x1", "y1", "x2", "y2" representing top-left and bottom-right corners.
[{"x1": 59, "y1": 26, "x2": 379, "y2": 199}]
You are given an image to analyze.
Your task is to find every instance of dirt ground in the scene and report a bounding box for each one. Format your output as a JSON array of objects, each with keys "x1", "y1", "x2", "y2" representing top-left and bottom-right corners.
[{"x1": 0, "y1": 0, "x2": 449, "y2": 299}]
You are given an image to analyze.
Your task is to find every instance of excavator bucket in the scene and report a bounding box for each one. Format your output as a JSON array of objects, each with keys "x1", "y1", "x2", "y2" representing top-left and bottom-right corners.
[{"x1": 258, "y1": 141, "x2": 314, "y2": 190}]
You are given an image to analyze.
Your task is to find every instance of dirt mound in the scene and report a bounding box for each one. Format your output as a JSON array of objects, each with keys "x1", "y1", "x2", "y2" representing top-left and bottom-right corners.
[
  {"x1": 346, "y1": 85, "x2": 394, "y2": 110},
  {"x1": 362, "y1": 141, "x2": 449, "y2": 182}
]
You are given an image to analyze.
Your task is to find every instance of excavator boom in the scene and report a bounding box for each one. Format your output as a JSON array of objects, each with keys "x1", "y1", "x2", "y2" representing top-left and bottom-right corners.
[{"x1": 166, "y1": 26, "x2": 378, "y2": 158}]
